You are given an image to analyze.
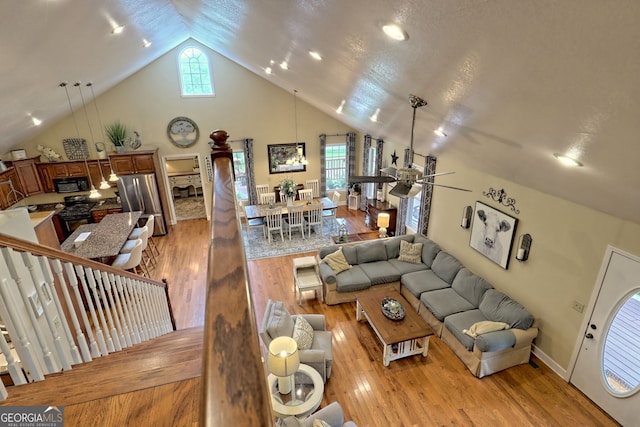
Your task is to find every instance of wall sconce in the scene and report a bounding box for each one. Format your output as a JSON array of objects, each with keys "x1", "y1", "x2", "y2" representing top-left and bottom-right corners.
[
  {"x1": 461, "y1": 205, "x2": 473, "y2": 229},
  {"x1": 515, "y1": 233, "x2": 532, "y2": 262},
  {"x1": 377, "y1": 213, "x2": 390, "y2": 238}
]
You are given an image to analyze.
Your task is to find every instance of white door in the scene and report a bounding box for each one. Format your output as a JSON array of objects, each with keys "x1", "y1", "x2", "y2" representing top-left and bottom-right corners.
[{"x1": 570, "y1": 247, "x2": 640, "y2": 426}]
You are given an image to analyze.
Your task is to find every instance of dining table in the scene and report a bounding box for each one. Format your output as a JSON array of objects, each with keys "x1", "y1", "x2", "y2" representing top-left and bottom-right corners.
[
  {"x1": 244, "y1": 197, "x2": 337, "y2": 221},
  {"x1": 61, "y1": 211, "x2": 142, "y2": 262}
]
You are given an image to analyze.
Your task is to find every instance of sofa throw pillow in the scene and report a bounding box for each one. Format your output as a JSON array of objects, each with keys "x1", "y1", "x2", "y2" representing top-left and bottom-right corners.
[
  {"x1": 312, "y1": 420, "x2": 331, "y2": 427},
  {"x1": 292, "y1": 316, "x2": 314, "y2": 350},
  {"x1": 398, "y1": 240, "x2": 423, "y2": 264},
  {"x1": 463, "y1": 320, "x2": 510, "y2": 338},
  {"x1": 322, "y1": 248, "x2": 352, "y2": 274}
]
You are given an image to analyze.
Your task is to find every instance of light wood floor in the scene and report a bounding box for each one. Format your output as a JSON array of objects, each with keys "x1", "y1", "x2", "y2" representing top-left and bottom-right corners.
[{"x1": 1, "y1": 207, "x2": 619, "y2": 426}]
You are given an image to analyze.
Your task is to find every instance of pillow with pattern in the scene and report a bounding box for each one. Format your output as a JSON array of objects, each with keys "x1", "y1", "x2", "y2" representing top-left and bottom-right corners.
[
  {"x1": 398, "y1": 240, "x2": 423, "y2": 264},
  {"x1": 292, "y1": 316, "x2": 314, "y2": 350}
]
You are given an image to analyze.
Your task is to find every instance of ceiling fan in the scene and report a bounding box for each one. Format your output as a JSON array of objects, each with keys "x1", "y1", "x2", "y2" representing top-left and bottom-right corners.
[{"x1": 349, "y1": 94, "x2": 471, "y2": 198}]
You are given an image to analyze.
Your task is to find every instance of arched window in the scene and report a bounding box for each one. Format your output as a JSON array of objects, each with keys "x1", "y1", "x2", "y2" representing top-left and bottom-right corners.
[{"x1": 178, "y1": 47, "x2": 214, "y2": 97}]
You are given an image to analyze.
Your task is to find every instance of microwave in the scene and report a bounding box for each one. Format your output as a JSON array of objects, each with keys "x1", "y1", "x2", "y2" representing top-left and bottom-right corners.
[{"x1": 53, "y1": 177, "x2": 89, "y2": 193}]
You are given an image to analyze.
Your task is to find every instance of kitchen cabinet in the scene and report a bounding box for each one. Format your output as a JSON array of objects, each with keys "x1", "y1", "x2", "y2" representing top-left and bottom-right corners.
[
  {"x1": 87, "y1": 162, "x2": 113, "y2": 189},
  {"x1": 37, "y1": 161, "x2": 90, "y2": 192},
  {"x1": 0, "y1": 168, "x2": 25, "y2": 209},
  {"x1": 13, "y1": 157, "x2": 43, "y2": 196},
  {"x1": 31, "y1": 211, "x2": 61, "y2": 250},
  {"x1": 366, "y1": 199, "x2": 397, "y2": 236},
  {"x1": 110, "y1": 152, "x2": 155, "y2": 174},
  {"x1": 91, "y1": 207, "x2": 123, "y2": 223}
]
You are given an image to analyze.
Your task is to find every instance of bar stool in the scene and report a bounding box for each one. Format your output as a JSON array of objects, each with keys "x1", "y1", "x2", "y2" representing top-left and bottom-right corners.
[
  {"x1": 130, "y1": 216, "x2": 159, "y2": 260},
  {"x1": 121, "y1": 226, "x2": 155, "y2": 272},
  {"x1": 112, "y1": 239, "x2": 146, "y2": 276}
]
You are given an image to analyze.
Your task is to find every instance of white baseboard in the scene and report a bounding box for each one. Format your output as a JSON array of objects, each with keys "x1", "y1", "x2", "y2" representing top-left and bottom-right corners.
[{"x1": 532, "y1": 344, "x2": 569, "y2": 381}]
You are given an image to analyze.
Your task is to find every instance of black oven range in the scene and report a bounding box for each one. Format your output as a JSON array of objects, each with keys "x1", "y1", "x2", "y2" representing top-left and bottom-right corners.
[{"x1": 57, "y1": 195, "x2": 96, "y2": 238}]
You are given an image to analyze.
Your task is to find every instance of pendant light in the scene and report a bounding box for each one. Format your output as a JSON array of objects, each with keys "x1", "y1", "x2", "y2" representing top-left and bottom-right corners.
[
  {"x1": 78, "y1": 83, "x2": 111, "y2": 191},
  {"x1": 87, "y1": 82, "x2": 119, "y2": 182},
  {"x1": 292, "y1": 89, "x2": 308, "y2": 166},
  {"x1": 74, "y1": 82, "x2": 100, "y2": 199}
]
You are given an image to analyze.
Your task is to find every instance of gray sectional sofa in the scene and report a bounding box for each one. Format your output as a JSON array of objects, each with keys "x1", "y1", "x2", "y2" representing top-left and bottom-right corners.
[{"x1": 317, "y1": 235, "x2": 539, "y2": 377}]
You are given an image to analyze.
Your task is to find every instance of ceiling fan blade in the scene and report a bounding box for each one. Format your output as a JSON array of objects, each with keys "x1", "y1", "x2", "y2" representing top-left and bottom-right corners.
[
  {"x1": 420, "y1": 171, "x2": 456, "y2": 179},
  {"x1": 389, "y1": 181, "x2": 413, "y2": 198},
  {"x1": 348, "y1": 175, "x2": 397, "y2": 183},
  {"x1": 422, "y1": 182, "x2": 472, "y2": 192}
]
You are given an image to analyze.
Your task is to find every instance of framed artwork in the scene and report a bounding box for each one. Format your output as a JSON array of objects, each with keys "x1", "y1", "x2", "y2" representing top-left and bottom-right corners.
[
  {"x1": 469, "y1": 201, "x2": 518, "y2": 269},
  {"x1": 28, "y1": 292, "x2": 44, "y2": 318},
  {"x1": 268, "y1": 143, "x2": 307, "y2": 174}
]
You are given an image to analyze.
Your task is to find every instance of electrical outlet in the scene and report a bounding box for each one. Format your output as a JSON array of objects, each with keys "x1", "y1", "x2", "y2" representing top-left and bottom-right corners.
[{"x1": 572, "y1": 300, "x2": 585, "y2": 313}]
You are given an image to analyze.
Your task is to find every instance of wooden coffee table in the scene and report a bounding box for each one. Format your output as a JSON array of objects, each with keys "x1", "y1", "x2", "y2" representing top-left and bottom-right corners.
[{"x1": 356, "y1": 288, "x2": 433, "y2": 366}]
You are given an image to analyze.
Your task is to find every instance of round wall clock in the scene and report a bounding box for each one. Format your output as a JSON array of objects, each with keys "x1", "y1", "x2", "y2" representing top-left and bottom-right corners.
[{"x1": 167, "y1": 116, "x2": 200, "y2": 148}]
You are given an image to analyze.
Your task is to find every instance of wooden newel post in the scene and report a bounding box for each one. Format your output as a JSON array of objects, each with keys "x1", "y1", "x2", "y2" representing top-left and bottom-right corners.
[{"x1": 210, "y1": 129, "x2": 232, "y2": 160}]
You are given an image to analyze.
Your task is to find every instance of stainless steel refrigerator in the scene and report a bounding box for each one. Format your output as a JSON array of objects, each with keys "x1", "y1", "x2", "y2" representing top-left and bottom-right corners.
[{"x1": 117, "y1": 173, "x2": 167, "y2": 236}]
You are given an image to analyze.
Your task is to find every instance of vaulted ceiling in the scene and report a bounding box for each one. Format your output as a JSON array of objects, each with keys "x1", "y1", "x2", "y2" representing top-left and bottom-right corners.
[{"x1": 3, "y1": 1, "x2": 640, "y2": 223}]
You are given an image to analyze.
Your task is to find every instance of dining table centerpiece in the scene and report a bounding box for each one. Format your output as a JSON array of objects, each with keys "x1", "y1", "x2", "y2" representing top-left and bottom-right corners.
[{"x1": 280, "y1": 177, "x2": 297, "y2": 206}]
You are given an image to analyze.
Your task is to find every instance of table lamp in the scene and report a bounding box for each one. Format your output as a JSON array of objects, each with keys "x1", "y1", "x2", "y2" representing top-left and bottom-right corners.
[
  {"x1": 268, "y1": 336, "x2": 300, "y2": 395},
  {"x1": 377, "y1": 212, "x2": 390, "y2": 238}
]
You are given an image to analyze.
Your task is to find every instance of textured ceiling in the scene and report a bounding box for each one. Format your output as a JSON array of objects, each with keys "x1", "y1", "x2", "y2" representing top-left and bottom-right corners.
[{"x1": 2, "y1": 0, "x2": 640, "y2": 223}]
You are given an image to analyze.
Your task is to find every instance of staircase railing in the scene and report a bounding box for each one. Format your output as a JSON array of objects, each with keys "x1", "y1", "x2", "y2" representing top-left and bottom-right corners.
[
  {"x1": 200, "y1": 131, "x2": 274, "y2": 426},
  {"x1": 0, "y1": 231, "x2": 175, "y2": 400}
]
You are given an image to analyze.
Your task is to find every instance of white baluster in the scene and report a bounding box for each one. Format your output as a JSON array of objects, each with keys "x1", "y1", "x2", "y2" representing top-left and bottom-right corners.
[
  {"x1": 75, "y1": 265, "x2": 107, "y2": 357},
  {"x1": 0, "y1": 278, "x2": 44, "y2": 382},
  {"x1": 141, "y1": 282, "x2": 159, "y2": 338},
  {"x1": 99, "y1": 271, "x2": 123, "y2": 350},
  {"x1": 137, "y1": 280, "x2": 157, "y2": 339},
  {"x1": 0, "y1": 323, "x2": 27, "y2": 385},
  {"x1": 37, "y1": 256, "x2": 82, "y2": 365},
  {"x1": 127, "y1": 278, "x2": 149, "y2": 341},
  {"x1": 1, "y1": 247, "x2": 59, "y2": 374},
  {"x1": 108, "y1": 273, "x2": 131, "y2": 348},
  {"x1": 116, "y1": 275, "x2": 140, "y2": 345},
  {"x1": 64, "y1": 262, "x2": 97, "y2": 359},
  {"x1": 51, "y1": 260, "x2": 90, "y2": 363},
  {"x1": 92, "y1": 270, "x2": 120, "y2": 352},
  {"x1": 20, "y1": 252, "x2": 71, "y2": 371},
  {"x1": 84, "y1": 267, "x2": 114, "y2": 354}
]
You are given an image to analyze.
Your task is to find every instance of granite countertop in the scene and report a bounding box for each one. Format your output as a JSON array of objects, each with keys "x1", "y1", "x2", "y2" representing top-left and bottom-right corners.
[{"x1": 90, "y1": 197, "x2": 122, "y2": 211}]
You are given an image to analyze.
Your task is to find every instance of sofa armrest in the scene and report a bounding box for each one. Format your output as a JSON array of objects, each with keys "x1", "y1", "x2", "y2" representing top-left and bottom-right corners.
[
  {"x1": 512, "y1": 326, "x2": 538, "y2": 348},
  {"x1": 296, "y1": 314, "x2": 326, "y2": 331},
  {"x1": 319, "y1": 262, "x2": 337, "y2": 284},
  {"x1": 299, "y1": 348, "x2": 326, "y2": 364},
  {"x1": 304, "y1": 402, "x2": 345, "y2": 427},
  {"x1": 474, "y1": 330, "x2": 516, "y2": 352}
]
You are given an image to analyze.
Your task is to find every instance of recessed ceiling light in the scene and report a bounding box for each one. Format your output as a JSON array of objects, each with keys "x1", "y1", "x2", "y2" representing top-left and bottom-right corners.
[
  {"x1": 143, "y1": 39, "x2": 152, "y2": 48},
  {"x1": 112, "y1": 24, "x2": 125, "y2": 34},
  {"x1": 265, "y1": 67, "x2": 272, "y2": 75},
  {"x1": 370, "y1": 108, "x2": 380, "y2": 122},
  {"x1": 31, "y1": 116, "x2": 42, "y2": 126},
  {"x1": 382, "y1": 23, "x2": 408, "y2": 41},
  {"x1": 434, "y1": 128, "x2": 447, "y2": 137},
  {"x1": 554, "y1": 153, "x2": 583, "y2": 167},
  {"x1": 309, "y1": 51, "x2": 322, "y2": 61},
  {"x1": 280, "y1": 61, "x2": 288, "y2": 70}
]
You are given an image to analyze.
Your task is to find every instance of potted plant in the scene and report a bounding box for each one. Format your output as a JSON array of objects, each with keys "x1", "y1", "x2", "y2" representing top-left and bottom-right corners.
[
  {"x1": 280, "y1": 177, "x2": 297, "y2": 205},
  {"x1": 105, "y1": 121, "x2": 128, "y2": 152}
]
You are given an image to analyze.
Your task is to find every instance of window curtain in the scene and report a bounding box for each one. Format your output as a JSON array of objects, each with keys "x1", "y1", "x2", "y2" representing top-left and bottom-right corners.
[
  {"x1": 243, "y1": 138, "x2": 258, "y2": 205},
  {"x1": 376, "y1": 138, "x2": 384, "y2": 190},
  {"x1": 319, "y1": 134, "x2": 326, "y2": 197},
  {"x1": 417, "y1": 155, "x2": 437, "y2": 236},
  {"x1": 395, "y1": 148, "x2": 412, "y2": 236},
  {"x1": 360, "y1": 135, "x2": 372, "y2": 211},
  {"x1": 346, "y1": 132, "x2": 356, "y2": 185}
]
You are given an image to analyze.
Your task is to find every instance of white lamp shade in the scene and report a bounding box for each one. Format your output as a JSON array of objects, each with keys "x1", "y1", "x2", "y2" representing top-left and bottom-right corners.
[
  {"x1": 268, "y1": 337, "x2": 300, "y2": 377},
  {"x1": 377, "y1": 212, "x2": 390, "y2": 229}
]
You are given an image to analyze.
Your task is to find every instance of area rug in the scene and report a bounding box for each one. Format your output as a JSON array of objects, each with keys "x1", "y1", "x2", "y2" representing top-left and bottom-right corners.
[
  {"x1": 173, "y1": 196, "x2": 207, "y2": 220},
  {"x1": 242, "y1": 221, "x2": 338, "y2": 260}
]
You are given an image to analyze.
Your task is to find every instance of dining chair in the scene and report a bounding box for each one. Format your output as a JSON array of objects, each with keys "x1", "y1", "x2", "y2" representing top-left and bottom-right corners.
[
  {"x1": 256, "y1": 184, "x2": 270, "y2": 203},
  {"x1": 298, "y1": 188, "x2": 314, "y2": 201},
  {"x1": 130, "y1": 215, "x2": 160, "y2": 259},
  {"x1": 306, "y1": 202, "x2": 324, "y2": 237},
  {"x1": 112, "y1": 239, "x2": 146, "y2": 276},
  {"x1": 260, "y1": 192, "x2": 276, "y2": 206},
  {"x1": 264, "y1": 207, "x2": 284, "y2": 243},
  {"x1": 322, "y1": 191, "x2": 341, "y2": 232},
  {"x1": 305, "y1": 179, "x2": 320, "y2": 198},
  {"x1": 284, "y1": 204, "x2": 305, "y2": 240}
]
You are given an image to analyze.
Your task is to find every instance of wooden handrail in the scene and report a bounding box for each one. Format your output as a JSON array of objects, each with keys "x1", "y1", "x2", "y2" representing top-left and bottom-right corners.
[
  {"x1": 200, "y1": 131, "x2": 274, "y2": 426},
  {"x1": 0, "y1": 232, "x2": 166, "y2": 288}
]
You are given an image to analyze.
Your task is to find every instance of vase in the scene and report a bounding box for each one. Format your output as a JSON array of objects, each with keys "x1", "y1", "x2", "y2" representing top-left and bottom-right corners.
[
  {"x1": 115, "y1": 145, "x2": 125, "y2": 153},
  {"x1": 286, "y1": 196, "x2": 294, "y2": 206}
]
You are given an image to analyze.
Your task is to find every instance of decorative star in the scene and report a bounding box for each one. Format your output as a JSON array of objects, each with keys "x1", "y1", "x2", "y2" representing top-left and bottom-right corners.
[{"x1": 390, "y1": 150, "x2": 399, "y2": 165}]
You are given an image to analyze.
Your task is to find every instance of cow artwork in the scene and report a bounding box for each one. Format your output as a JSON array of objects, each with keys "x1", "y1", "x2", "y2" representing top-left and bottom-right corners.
[{"x1": 469, "y1": 202, "x2": 518, "y2": 269}]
